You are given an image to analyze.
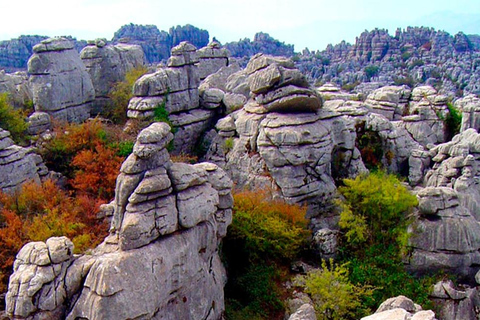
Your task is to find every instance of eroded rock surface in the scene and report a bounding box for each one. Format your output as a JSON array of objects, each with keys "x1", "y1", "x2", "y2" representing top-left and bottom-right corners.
[
  {"x1": 28, "y1": 38, "x2": 95, "y2": 123},
  {"x1": 127, "y1": 42, "x2": 217, "y2": 154},
  {"x1": 80, "y1": 39, "x2": 145, "y2": 115},
  {"x1": 0, "y1": 128, "x2": 47, "y2": 193}
]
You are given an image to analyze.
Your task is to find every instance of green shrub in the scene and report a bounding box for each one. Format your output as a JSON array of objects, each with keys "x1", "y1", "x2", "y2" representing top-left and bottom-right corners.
[
  {"x1": 228, "y1": 189, "x2": 309, "y2": 261},
  {"x1": 0, "y1": 93, "x2": 29, "y2": 144},
  {"x1": 445, "y1": 102, "x2": 462, "y2": 140},
  {"x1": 295, "y1": 259, "x2": 374, "y2": 320},
  {"x1": 336, "y1": 171, "x2": 437, "y2": 312},
  {"x1": 223, "y1": 189, "x2": 310, "y2": 319},
  {"x1": 347, "y1": 245, "x2": 437, "y2": 312},
  {"x1": 224, "y1": 137, "x2": 234, "y2": 153},
  {"x1": 364, "y1": 65, "x2": 379, "y2": 80},
  {"x1": 338, "y1": 171, "x2": 417, "y2": 251}
]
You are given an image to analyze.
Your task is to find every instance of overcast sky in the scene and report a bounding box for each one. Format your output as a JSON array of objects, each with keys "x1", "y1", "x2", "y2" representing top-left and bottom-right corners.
[{"x1": 0, "y1": 0, "x2": 478, "y2": 51}]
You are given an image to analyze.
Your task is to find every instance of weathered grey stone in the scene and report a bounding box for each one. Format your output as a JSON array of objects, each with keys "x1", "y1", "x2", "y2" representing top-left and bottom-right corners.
[
  {"x1": 46, "y1": 237, "x2": 73, "y2": 264},
  {"x1": 361, "y1": 308, "x2": 410, "y2": 320},
  {"x1": 197, "y1": 41, "x2": 229, "y2": 80},
  {"x1": 26, "y1": 111, "x2": 51, "y2": 135},
  {"x1": 28, "y1": 37, "x2": 95, "y2": 123},
  {"x1": 288, "y1": 304, "x2": 316, "y2": 320},
  {"x1": 80, "y1": 42, "x2": 145, "y2": 115},
  {"x1": 377, "y1": 296, "x2": 416, "y2": 313}
]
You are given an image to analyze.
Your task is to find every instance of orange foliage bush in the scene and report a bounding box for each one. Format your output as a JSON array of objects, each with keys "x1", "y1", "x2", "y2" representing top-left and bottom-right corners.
[
  {"x1": 0, "y1": 180, "x2": 108, "y2": 291},
  {"x1": 71, "y1": 143, "x2": 123, "y2": 200}
]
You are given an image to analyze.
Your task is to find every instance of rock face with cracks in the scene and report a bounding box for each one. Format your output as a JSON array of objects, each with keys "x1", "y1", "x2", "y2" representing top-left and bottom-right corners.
[
  {"x1": 5, "y1": 122, "x2": 233, "y2": 320},
  {"x1": 0, "y1": 128, "x2": 47, "y2": 194},
  {"x1": 27, "y1": 38, "x2": 95, "y2": 123},
  {"x1": 80, "y1": 39, "x2": 146, "y2": 115},
  {"x1": 127, "y1": 42, "x2": 221, "y2": 154}
]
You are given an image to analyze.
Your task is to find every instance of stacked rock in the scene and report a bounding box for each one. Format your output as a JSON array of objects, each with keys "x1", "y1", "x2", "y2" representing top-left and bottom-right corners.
[
  {"x1": 408, "y1": 187, "x2": 480, "y2": 278},
  {"x1": 0, "y1": 70, "x2": 32, "y2": 108},
  {"x1": 361, "y1": 296, "x2": 436, "y2": 320},
  {"x1": 197, "y1": 41, "x2": 229, "y2": 80},
  {"x1": 80, "y1": 39, "x2": 146, "y2": 115},
  {"x1": 205, "y1": 54, "x2": 366, "y2": 227},
  {"x1": 0, "y1": 128, "x2": 46, "y2": 193},
  {"x1": 6, "y1": 122, "x2": 234, "y2": 320},
  {"x1": 127, "y1": 42, "x2": 215, "y2": 154},
  {"x1": 455, "y1": 94, "x2": 480, "y2": 133},
  {"x1": 28, "y1": 38, "x2": 95, "y2": 123},
  {"x1": 365, "y1": 85, "x2": 411, "y2": 120},
  {"x1": 6, "y1": 237, "x2": 75, "y2": 319},
  {"x1": 396, "y1": 86, "x2": 449, "y2": 146}
]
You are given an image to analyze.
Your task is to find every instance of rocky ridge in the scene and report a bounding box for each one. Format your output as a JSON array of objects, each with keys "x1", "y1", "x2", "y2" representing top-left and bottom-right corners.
[
  {"x1": 5, "y1": 122, "x2": 233, "y2": 319},
  {"x1": 112, "y1": 23, "x2": 209, "y2": 63},
  {"x1": 296, "y1": 27, "x2": 480, "y2": 97}
]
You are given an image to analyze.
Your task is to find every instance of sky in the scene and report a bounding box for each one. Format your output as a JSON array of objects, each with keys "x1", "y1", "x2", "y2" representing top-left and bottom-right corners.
[{"x1": 0, "y1": 0, "x2": 478, "y2": 52}]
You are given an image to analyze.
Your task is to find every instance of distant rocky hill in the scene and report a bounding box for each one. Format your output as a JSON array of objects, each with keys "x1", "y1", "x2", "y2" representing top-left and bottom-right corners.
[
  {"x1": 224, "y1": 32, "x2": 294, "y2": 58},
  {"x1": 295, "y1": 27, "x2": 480, "y2": 97},
  {"x1": 112, "y1": 23, "x2": 209, "y2": 63},
  {"x1": 0, "y1": 24, "x2": 209, "y2": 71}
]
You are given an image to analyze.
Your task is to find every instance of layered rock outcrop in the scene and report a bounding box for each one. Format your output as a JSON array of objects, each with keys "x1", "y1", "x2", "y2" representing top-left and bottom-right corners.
[
  {"x1": 28, "y1": 38, "x2": 95, "y2": 123},
  {"x1": 6, "y1": 122, "x2": 233, "y2": 320},
  {"x1": 0, "y1": 70, "x2": 32, "y2": 108},
  {"x1": 80, "y1": 39, "x2": 145, "y2": 115},
  {"x1": 0, "y1": 35, "x2": 48, "y2": 72},
  {"x1": 197, "y1": 41, "x2": 229, "y2": 80},
  {"x1": 128, "y1": 41, "x2": 228, "y2": 154},
  {"x1": 225, "y1": 32, "x2": 295, "y2": 58},
  {"x1": 0, "y1": 128, "x2": 47, "y2": 194},
  {"x1": 205, "y1": 54, "x2": 366, "y2": 226}
]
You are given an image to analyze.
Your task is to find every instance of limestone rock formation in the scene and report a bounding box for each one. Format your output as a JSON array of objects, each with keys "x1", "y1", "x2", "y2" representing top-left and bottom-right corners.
[
  {"x1": 0, "y1": 128, "x2": 47, "y2": 194},
  {"x1": 430, "y1": 280, "x2": 478, "y2": 320},
  {"x1": 197, "y1": 41, "x2": 230, "y2": 80},
  {"x1": 5, "y1": 122, "x2": 233, "y2": 320},
  {"x1": 205, "y1": 54, "x2": 366, "y2": 228},
  {"x1": 128, "y1": 42, "x2": 218, "y2": 154},
  {"x1": 288, "y1": 303, "x2": 316, "y2": 320},
  {"x1": 0, "y1": 35, "x2": 48, "y2": 72},
  {"x1": 0, "y1": 70, "x2": 32, "y2": 108},
  {"x1": 296, "y1": 27, "x2": 480, "y2": 97},
  {"x1": 28, "y1": 38, "x2": 95, "y2": 123},
  {"x1": 406, "y1": 129, "x2": 480, "y2": 278},
  {"x1": 80, "y1": 39, "x2": 146, "y2": 114},
  {"x1": 225, "y1": 32, "x2": 295, "y2": 58},
  {"x1": 455, "y1": 94, "x2": 480, "y2": 133}
]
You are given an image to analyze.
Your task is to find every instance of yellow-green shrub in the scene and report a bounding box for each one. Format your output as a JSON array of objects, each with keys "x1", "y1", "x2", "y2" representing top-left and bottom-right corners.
[
  {"x1": 294, "y1": 259, "x2": 373, "y2": 320},
  {"x1": 229, "y1": 189, "x2": 309, "y2": 260}
]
